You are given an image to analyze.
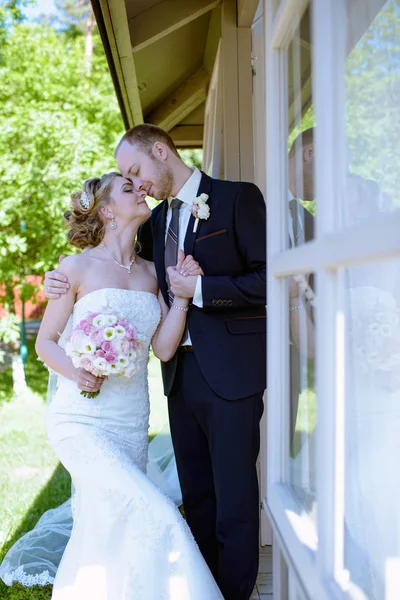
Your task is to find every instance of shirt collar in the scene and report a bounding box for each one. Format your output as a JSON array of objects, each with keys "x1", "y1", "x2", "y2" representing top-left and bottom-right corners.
[{"x1": 168, "y1": 167, "x2": 202, "y2": 207}]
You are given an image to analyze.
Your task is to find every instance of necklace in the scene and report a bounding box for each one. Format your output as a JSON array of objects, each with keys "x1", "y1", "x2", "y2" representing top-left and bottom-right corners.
[{"x1": 112, "y1": 254, "x2": 136, "y2": 274}]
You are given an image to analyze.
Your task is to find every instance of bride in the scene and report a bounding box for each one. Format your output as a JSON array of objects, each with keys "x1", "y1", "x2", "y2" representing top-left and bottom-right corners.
[{"x1": 2, "y1": 172, "x2": 223, "y2": 599}]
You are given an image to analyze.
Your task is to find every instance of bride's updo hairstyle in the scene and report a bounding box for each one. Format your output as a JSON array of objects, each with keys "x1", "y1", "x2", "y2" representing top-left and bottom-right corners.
[{"x1": 64, "y1": 172, "x2": 119, "y2": 250}]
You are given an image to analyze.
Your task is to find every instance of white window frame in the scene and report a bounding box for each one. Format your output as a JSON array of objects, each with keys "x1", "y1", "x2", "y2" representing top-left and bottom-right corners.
[{"x1": 263, "y1": 0, "x2": 400, "y2": 598}]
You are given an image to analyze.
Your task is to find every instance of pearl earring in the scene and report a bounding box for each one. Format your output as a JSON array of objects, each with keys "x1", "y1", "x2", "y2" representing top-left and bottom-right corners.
[{"x1": 110, "y1": 216, "x2": 117, "y2": 230}]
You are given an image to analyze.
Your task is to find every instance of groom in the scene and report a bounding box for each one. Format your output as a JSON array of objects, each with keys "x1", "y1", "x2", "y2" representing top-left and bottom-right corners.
[{"x1": 44, "y1": 124, "x2": 266, "y2": 600}]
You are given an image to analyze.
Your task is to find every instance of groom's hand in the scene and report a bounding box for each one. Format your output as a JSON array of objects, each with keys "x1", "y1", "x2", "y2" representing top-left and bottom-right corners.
[{"x1": 44, "y1": 255, "x2": 70, "y2": 299}]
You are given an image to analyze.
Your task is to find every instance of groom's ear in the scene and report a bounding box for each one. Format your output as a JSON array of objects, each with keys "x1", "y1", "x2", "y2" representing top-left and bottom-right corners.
[{"x1": 152, "y1": 142, "x2": 168, "y2": 161}]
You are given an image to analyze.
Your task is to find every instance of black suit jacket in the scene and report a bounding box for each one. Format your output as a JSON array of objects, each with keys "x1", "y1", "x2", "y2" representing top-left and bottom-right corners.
[{"x1": 138, "y1": 171, "x2": 267, "y2": 400}]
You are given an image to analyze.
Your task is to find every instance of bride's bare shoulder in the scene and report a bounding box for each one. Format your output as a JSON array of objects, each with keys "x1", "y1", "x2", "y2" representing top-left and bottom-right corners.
[{"x1": 57, "y1": 252, "x2": 91, "y2": 280}]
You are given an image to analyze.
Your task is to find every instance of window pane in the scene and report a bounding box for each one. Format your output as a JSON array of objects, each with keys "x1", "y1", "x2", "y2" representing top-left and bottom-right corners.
[
  {"x1": 342, "y1": 4, "x2": 400, "y2": 595},
  {"x1": 288, "y1": 273, "x2": 317, "y2": 524},
  {"x1": 344, "y1": 257, "x2": 400, "y2": 598},
  {"x1": 287, "y1": 6, "x2": 316, "y2": 247}
]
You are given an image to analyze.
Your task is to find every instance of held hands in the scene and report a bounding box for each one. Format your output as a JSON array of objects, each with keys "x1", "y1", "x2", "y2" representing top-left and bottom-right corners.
[{"x1": 167, "y1": 250, "x2": 204, "y2": 300}]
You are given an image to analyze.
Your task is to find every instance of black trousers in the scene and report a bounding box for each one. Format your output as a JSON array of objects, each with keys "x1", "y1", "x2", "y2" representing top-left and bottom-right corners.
[{"x1": 168, "y1": 352, "x2": 264, "y2": 600}]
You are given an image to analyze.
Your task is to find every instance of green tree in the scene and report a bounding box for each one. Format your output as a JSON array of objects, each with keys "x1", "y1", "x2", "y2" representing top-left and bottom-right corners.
[{"x1": 0, "y1": 23, "x2": 124, "y2": 312}]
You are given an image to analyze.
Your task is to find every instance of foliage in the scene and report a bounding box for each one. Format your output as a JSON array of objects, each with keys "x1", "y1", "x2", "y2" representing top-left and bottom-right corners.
[
  {"x1": 345, "y1": 0, "x2": 400, "y2": 206},
  {"x1": 178, "y1": 149, "x2": 203, "y2": 170},
  {"x1": 0, "y1": 314, "x2": 20, "y2": 345},
  {"x1": 0, "y1": 22, "x2": 124, "y2": 310},
  {"x1": 0, "y1": 0, "x2": 31, "y2": 51}
]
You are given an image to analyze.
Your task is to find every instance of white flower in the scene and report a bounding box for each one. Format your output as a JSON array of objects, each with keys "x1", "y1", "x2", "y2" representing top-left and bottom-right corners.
[
  {"x1": 103, "y1": 327, "x2": 116, "y2": 341},
  {"x1": 82, "y1": 341, "x2": 96, "y2": 355},
  {"x1": 117, "y1": 356, "x2": 129, "y2": 368},
  {"x1": 93, "y1": 357, "x2": 110, "y2": 373},
  {"x1": 114, "y1": 325, "x2": 127, "y2": 338},
  {"x1": 108, "y1": 362, "x2": 121, "y2": 375},
  {"x1": 128, "y1": 350, "x2": 137, "y2": 360},
  {"x1": 92, "y1": 314, "x2": 108, "y2": 329},
  {"x1": 106, "y1": 314, "x2": 118, "y2": 326},
  {"x1": 191, "y1": 193, "x2": 210, "y2": 232}
]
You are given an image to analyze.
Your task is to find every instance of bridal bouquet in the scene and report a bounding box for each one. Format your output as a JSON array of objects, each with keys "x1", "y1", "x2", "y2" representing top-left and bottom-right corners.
[{"x1": 65, "y1": 310, "x2": 143, "y2": 398}]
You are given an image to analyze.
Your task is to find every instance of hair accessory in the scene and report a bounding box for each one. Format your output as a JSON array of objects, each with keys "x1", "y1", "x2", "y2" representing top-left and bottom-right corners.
[{"x1": 80, "y1": 191, "x2": 90, "y2": 210}]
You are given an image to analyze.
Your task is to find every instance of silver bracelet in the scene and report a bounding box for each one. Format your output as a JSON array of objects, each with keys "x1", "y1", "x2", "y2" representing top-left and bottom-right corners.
[
  {"x1": 172, "y1": 304, "x2": 189, "y2": 312},
  {"x1": 290, "y1": 302, "x2": 305, "y2": 311}
]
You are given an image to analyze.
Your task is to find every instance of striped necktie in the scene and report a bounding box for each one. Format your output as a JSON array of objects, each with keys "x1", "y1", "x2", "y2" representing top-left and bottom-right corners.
[{"x1": 165, "y1": 198, "x2": 183, "y2": 305}]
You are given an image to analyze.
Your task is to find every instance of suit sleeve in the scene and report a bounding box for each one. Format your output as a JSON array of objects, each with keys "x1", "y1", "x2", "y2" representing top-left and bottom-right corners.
[
  {"x1": 201, "y1": 182, "x2": 267, "y2": 309},
  {"x1": 137, "y1": 217, "x2": 154, "y2": 262}
]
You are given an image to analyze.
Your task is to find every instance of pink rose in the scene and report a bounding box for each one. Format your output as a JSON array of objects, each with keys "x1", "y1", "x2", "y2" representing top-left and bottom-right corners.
[
  {"x1": 130, "y1": 340, "x2": 138, "y2": 349},
  {"x1": 88, "y1": 312, "x2": 98, "y2": 320},
  {"x1": 95, "y1": 350, "x2": 105, "y2": 358},
  {"x1": 79, "y1": 319, "x2": 90, "y2": 330},
  {"x1": 113, "y1": 338, "x2": 130, "y2": 355},
  {"x1": 104, "y1": 352, "x2": 117, "y2": 363},
  {"x1": 82, "y1": 323, "x2": 92, "y2": 336},
  {"x1": 118, "y1": 320, "x2": 128, "y2": 328},
  {"x1": 126, "y1": 327, "x2": 137, "y2": 341},
  {"x1": 69, "y1": 329, "x2": 88, "y2": 352},
  {"x1": 101, "y1": 342, "x2": 112, "y2": 352},
  {"x1": 80, "y1": 355, "x2": 95, "y2": 372}
]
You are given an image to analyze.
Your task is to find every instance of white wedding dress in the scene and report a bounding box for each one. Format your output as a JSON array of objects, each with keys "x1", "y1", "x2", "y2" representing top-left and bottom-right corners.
[{"x1": 3, "y1": 288, "x2": 223, "y2": 600}]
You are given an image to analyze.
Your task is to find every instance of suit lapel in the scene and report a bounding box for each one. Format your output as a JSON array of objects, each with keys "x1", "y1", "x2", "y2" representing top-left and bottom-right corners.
[
  {"x1": 153, "y1": 200, "x2": 168, "y2": 300},
  {"x1": 184, "y1": 171, "x2": 213, "y2": 256}
]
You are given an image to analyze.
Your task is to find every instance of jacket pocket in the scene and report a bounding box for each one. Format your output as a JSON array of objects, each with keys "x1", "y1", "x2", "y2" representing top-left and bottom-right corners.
[
  {"x1": 225, "y1": 316, "x2": 266, "y2": 335},
  {"x1": 196, "y1": 229, "x2": 228, "y2": 243}
]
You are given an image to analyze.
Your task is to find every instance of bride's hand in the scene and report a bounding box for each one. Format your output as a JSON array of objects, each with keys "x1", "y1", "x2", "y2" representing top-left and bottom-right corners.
[
  {"x1": 75, "y1": 368, "x2": 105, "y2": 394},
  {"x1": 178, "y1": 254, "x2": 204, "y2": 277}
]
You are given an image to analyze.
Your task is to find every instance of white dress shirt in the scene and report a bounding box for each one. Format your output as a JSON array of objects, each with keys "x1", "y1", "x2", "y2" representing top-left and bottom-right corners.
[
  {"x1": 166, "y1": 167, "x2": 203, "y2": 345},
  {"x1": 288, "y1": 191, "x2": 305, "y2": 247}
]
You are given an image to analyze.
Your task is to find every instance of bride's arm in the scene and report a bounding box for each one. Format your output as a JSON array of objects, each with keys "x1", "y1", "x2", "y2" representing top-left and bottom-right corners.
[
  {"x1": 36, "y1": 256, "x2": 103, "y2": 392},
  {"x1": 36, "y1": 257, "x2": 80, "y2": 380},
  {"x1": 151, "y1": 292, "x2": 189, "y2": 362}
]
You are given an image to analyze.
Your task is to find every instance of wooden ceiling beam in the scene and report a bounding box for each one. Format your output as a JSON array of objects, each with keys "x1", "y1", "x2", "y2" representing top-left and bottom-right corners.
[
  {"x1": 130, "y1": 0, "x2": 221, "y2": 53},
  {"x1": 170, "y1": 125, "x2": 204, "y2": 147},
  {"x1": 99, "y1": 0, "x2": 143, "y2": 126},
  {"x1": 147, "y1": 68, "x2": 210, "y2": 132}
]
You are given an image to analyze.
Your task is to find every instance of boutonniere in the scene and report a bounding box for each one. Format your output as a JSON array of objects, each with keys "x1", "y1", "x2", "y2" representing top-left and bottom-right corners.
[{"x1": 191, "y1": 193, "x2": 210, "y2": 232}]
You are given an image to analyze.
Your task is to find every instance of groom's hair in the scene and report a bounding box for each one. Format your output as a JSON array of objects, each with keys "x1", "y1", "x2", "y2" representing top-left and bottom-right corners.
[{"x1": 116, "y1": 124, "x2": 180, "y2": 158}]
